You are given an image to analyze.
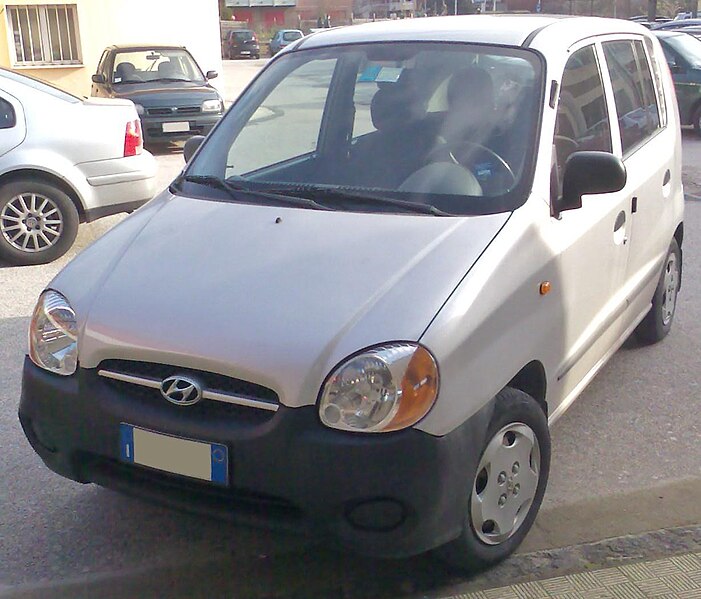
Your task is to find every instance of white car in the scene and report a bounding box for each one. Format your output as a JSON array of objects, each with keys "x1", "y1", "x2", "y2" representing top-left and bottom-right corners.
[
  {"x1": 0, "y1": 68, "x2": 156, "y2": 265},
  {"x1": 20, "y1": 16, "x2": 683, "y2": 572}
]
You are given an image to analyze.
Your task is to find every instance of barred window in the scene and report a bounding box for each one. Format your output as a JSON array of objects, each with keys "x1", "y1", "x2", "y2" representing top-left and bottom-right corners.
[{"x1": 7, "y1": 4, "x2": 82, "y2": 66}]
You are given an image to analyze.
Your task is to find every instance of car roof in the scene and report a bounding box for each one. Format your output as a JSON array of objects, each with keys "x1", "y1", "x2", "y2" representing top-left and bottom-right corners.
[
  {"x1": 106, "y1": 44, "x2": 188, "y2": 51},
  {"x1": 296, "y1": 15, "x2": 651, "y2": 50}
]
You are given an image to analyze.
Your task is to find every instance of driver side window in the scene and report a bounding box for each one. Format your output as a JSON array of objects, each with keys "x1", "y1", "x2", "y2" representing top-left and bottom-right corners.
[{"x1": 553, "y1": 45, "x2": 612, "y2": 199}]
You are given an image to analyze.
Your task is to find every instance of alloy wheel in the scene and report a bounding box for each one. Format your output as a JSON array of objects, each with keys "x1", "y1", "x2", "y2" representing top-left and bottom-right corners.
[{"x1": 1, "y1": 192, "x2": 64, "y2": 253}]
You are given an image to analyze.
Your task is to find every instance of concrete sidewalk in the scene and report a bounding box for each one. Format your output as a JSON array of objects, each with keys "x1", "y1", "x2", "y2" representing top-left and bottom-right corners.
[{"x1": 439, "y1": 551, "x2": 701, "y2": 598}]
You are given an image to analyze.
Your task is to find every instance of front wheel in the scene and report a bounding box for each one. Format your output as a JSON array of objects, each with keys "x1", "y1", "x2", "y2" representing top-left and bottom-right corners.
[
  {"x1": 635, "y1": 237, "x2": 681, "y2": 344},
  {"x1": 0, "y1": 179, "x2": 79, "y2": 266},
  {"x1": 436, "y1": 387, "x2": 550, "y2": 573}
]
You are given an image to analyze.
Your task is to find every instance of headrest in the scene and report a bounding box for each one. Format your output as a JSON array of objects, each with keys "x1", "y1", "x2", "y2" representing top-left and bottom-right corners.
[
  {"x1": 370, "y1": 77, "x2": 425, "y2": 132},
  {"x1": 447, "y1": 67, "x2": 494, "y2": 110},
  {"x1": 115, "y1": 62, "x2": 136, "y2": 78}
]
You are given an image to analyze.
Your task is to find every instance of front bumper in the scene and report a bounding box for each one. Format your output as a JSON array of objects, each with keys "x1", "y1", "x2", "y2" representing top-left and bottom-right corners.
[
  {"x1": 19, "y1": 357, "x2": 492, "y2": 557},
  {"x1": 140, "y1": 113, "x2": 221, "y2": 144}
]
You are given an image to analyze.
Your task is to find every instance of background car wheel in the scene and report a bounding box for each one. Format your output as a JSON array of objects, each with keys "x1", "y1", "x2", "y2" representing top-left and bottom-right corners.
[
  {"x1": 435, "y1": 387, "x2": 550, "y2": 573},
  {"x1": 694, "y1": 105, "x2": 701, "y2": 137},
  {"x1": 0, "y1": 179, "x2": 79, "y2": 266},
  {"x1": 635, "y1": 237, "x2": 681, "y2": 344}
]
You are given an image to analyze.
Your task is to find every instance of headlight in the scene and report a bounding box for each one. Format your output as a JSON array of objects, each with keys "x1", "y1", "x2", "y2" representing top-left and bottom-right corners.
[
  {"x1": 319, "y1": 343, "x2": 439, "y2": 433},
  {"x1": 202, "y1": 99, "x2": 223, "y2": 113},
  {"x1": 134, "y1": 103, "x2": 145, "y2": 116},
  {"x1": 28, "y1": 290, "x2": 78, "y2": 376}
]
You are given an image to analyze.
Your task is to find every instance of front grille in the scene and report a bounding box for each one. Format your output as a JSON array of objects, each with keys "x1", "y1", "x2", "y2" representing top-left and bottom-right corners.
[
  {"x1": 147, "y1": 106, "x2": 201, "y2": 116},
  {"x1": 97, "y1": 359, "x2": 279, "y2": 422}
]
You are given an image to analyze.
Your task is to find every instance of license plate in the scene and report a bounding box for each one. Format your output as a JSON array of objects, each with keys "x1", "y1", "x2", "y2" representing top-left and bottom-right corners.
[
  {"x1": 119, "y1": 424, "x2": 228, "y2": 485},
  {"x1": 162, "y1": 121, "x2": 190, "y2": 133}
]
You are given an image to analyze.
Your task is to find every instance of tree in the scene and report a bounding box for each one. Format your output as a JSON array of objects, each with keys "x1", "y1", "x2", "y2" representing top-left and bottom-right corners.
[{"x1": 647, "y1": 0, "x2": 656, "y2": 20}]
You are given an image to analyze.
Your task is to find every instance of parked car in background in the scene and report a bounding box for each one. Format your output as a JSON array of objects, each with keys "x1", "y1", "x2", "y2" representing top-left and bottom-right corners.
[
  {"x1": 654, "y1": 30, "x2": 701, "y2": 133},
  {"x1": 222, "y1": 29, "x2": 260, "y2": 60},
  {"x1": 663, "y1": 25, "x2": 701, "y2": 40},
  {"x1": 20, "y1": 16, "x2": 683, "y2": 573},
  {"x1": 0, "y1": 68, "x2": 156, "y2": 266},
  {"x1": 653, "y1": 17, "x2": 701, "y2": 29},
  {"x1": 91, "y1": 45, "x2": 225, "y2": 147},
  {"x1": 269, "y1": 29, "x2": 304, "y2": 56}
]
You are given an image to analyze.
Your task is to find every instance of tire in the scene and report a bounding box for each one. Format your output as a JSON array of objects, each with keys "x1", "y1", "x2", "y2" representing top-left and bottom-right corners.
[
  {"x1": 693, "y1": 105, "x2": 701, "y2": 137},
  {"x1": 0, "y1": 179, "x2": 80, "y2": 266},
  {"x1": 635, "y1": 237, "x2": 681, "y2": 344},
  {"x1": 436, "y1": 387, "x2": 550, "y2": 573}
]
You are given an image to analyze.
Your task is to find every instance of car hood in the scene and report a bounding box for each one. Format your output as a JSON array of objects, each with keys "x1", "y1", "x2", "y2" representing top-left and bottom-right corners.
[
  {"x1": 52, "y1": 193, "x2": 509, "y2": 408},
  {"x1": 114, "y1": 84, "x2": 218, "y2": 105}
]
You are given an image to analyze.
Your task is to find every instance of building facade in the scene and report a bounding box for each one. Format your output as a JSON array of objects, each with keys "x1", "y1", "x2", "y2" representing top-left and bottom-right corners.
[{"x1": 0, "y1": 0, "x2": 223, "y2": 96}]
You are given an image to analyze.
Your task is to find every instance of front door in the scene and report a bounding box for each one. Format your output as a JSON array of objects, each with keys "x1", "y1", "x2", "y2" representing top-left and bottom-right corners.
[{"x1": 546, "y1": 42, "x2": 631, "y2": 419}]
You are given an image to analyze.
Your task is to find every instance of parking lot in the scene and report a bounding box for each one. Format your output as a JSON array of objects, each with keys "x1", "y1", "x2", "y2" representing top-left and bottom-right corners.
[{"x1": 1, "y1": 61, "x2": 700, "y2": 598}]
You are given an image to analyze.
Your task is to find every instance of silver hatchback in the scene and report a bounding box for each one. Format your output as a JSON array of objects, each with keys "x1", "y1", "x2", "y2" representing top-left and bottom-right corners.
[{"x1": 19, "y1": 15, "x2": 683, "y2": 571}]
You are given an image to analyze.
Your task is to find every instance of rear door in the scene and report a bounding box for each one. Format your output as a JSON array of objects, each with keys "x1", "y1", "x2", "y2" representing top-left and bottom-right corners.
[
  {"x1": 0, "y1": 88, "x2": 25, "y2": 158},
  {"x1": 599, "y1": 36, "x2": 676, "y2": 328}
]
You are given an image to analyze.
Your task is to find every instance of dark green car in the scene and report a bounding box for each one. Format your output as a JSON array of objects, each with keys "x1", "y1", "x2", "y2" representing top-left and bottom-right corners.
[{"x1": 655, "y1": 31, "x2": 701, "y2": 134}]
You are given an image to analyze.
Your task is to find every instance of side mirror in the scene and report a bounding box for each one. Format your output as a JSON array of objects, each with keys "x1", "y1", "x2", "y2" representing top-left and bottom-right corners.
[
  {"x1": 183, "y1": 135, "x2": 206, "y2": 162},
  {"x1": 556, "y1": 151, "x2": 626, "y2": 215},
  {"x1": 668, "y1": 62, "x2": 682, "y2": 74},
  {"x1": 206, "y1": 70, "x2": 218, "y2": 80},
  {"x1": 91, "y1": 73, "x2": 106, "y2": 84}
]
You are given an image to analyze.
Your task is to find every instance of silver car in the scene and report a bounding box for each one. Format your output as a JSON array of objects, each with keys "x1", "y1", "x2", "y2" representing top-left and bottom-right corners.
[
  {"x1": 19, "y1": 16, "x2": 683, "y2": 571},
  {"x1": 0, "y1": 68, "x2": 156, "y2": 265}
]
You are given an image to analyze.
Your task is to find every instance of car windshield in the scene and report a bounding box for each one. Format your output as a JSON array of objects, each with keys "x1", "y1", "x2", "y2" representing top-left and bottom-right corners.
[
  {"x1": 185, "y1": 42, "x2": 543, "y2": 215},
  {"x1": 662, "y1": 33, "x2": 701, "y2": 66},
  {"x1": 235, "y1": 31, "x2": 254, "y2": 41},
  {"x1": 112, "y1": 49, "x2": 205, "y2": 84},
  {"x1": 283, "y1": 31, "x2": 303, "y2": 41}
]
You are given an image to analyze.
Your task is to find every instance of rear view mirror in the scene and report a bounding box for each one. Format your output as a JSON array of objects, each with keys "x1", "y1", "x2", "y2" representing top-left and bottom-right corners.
[
  {"x1": 555, "y1": 151, "x2": 626, "y2": 215},
  {"x1": 183, "y1": 135, "x2": 206, "y2": 162},
  {"x1": 91, "y1": 74, "x2": 106, "y2": 84},
  {"x1": 206, "y1": 70, "x2": 218, "y2": 80}
]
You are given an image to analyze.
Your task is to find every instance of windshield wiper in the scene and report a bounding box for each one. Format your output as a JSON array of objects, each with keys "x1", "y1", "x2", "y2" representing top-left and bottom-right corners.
[
  {"x1": 148, "y1": 77, "x2": 192, "y2": 83},
  {"x1": 267, "y1": 186, "x2": 452, "y2": 216},
  {"x1": 181, "y1": 175, "x2": 332, "y2": 211}
]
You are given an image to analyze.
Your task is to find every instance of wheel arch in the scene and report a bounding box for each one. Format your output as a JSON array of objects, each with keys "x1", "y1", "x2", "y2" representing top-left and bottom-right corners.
[
  {"x1": 0, "y1": 168, "x2": 86, "y2": 223},
  {"x1": 506, "y1": 360, "x2": 548, "y2": 417}
]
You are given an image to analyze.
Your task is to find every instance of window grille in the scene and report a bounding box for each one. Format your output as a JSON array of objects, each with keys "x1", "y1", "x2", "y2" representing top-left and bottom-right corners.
[{"x1": 7, "y1": 4, "x2": 82, "y2": 66}]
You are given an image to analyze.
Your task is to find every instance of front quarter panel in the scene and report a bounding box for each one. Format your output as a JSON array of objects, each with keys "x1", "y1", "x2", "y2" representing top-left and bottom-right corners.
[{"x1": 416, "y1": 201, "x2": 557, "y2": 436}]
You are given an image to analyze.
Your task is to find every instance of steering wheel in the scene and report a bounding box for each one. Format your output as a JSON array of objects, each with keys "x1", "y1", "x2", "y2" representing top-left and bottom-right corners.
[
  {"x1": 428, "y1": 141, "x2": 516, "y2": 190},
  {"x1": 554, "y1": 135, "x2": 579, "y2": 156}
]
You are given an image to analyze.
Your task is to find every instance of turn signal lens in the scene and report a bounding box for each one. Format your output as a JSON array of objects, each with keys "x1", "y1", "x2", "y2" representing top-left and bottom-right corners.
[{"x1": 319, "y1": 343, "x2": 439, "y2": 433}]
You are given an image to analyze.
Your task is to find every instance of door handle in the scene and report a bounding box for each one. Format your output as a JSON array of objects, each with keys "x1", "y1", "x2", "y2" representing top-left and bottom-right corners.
[{"x1": 663, "y1": 169, "x2": 671, "y2": 186}]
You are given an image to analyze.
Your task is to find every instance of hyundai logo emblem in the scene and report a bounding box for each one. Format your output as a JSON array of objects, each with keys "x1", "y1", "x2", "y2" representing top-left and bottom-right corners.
[{"x1": 160, "y1": 375, "x2": 203, "y2": 406}]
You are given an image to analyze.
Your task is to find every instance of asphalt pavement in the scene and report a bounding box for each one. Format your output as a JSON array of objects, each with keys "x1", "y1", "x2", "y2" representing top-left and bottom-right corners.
[{"x1": 0, "y1": 62, "x2": 700, "y2": 598}]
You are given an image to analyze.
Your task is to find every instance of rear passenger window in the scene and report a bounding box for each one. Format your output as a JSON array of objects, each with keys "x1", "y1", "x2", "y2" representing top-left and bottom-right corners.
[
  {"x1": 0, "y1": 98, "x2": 16, "y2": 129},
  {"x1": 552, "y1": 45, "x2": 612, "y2": 198},
  {"x1": 644, "y1": 37, "x2": 667, "y2": 127},
  {"x1": 603, "y1": 40, "x2": 662, "y2": 155}
]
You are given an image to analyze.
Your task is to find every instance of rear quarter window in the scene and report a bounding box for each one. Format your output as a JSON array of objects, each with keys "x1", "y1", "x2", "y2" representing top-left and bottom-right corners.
[{"x1": 0, "y1": 98, "x2": 16, "y2": 129}]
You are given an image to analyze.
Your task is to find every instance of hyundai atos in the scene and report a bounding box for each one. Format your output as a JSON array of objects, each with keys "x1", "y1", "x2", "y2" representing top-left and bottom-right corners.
[{"x1": 19, "y1": 16, "x2": 684, "y2": 571}]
